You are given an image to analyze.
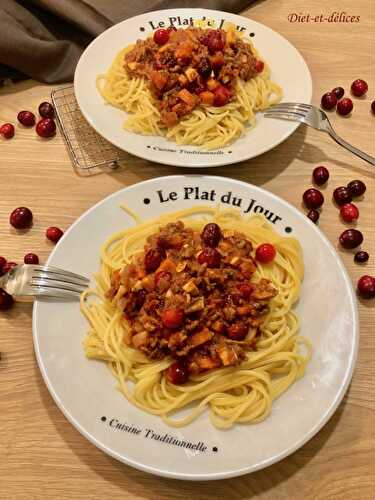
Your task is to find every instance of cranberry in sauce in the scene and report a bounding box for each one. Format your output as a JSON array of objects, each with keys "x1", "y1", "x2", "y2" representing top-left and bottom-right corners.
[
  {"x1": 153, "y1": 29, "x2": 170, "y2": 45},
  {"x1": 144, "y1": 248, "x2": 165, "y2": 273},
  {"x1": 197, "y1": 247, "x2": 221, "y2": 268},
  {"x1": 227, "y1": 322, "x2": 248, "y2": 341},
  {"x1": 161, "y1": 308, "x2": 184, "y2": 329},
  {"x1": 166, "y1": 361, "x2": 189, "y2": 384},
  {"x1": 201, "y1": 223, "x2": 222, "y2": 247}
]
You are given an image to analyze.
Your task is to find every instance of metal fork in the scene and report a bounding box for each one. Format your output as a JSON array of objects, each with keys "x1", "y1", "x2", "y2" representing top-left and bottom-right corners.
[
  {"x1": 0, "y1": 264, "x2": 89, "y2": 299},
  {"x1": 264, "y1": 103, "x2": 375, "y2": 166}
]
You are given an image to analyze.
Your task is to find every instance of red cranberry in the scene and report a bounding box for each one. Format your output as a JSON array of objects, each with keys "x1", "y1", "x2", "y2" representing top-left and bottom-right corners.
[
  {"x1": 0, "y1": 288, "x2": 14, "y2": 310},
  {"x1": 161, "y1": 308, "x2": 184, "y2": 329},
  {"x1": 10, "y1": 207, "x2": 33, "y2": 229},
  {"x1": 303, "y1": 188, "x2": 324, "y2": 209},
  {"x1": 371, "y1": 101, "x2": 375, "y2": 114},
  {"x1": 351, "y1": 79, "x2": 368, "y2": 97},
  {"x1": 354, "y1": 251, "x2": 369, "y2": 263},
  {"x1": 0, "y1": 123, "x2": 15, "y2": 139},
  {"x1": 337, "y1": 98, "x2": 353, "y2": 116},
  {"x1": 201, "y1": 223, "x2": 222, "y2": 247},
  {"x1": 166, "y1": 361, "x2": 189, "y2": 384},
  {"x1": 153, "y1": 28, "x2": 170, "y2": 45},
  {"x1": 339, "y1": 229, "x2": 363, "y2": 249},
  {"x1": 347, "y1": 180, "x2": 366, "y2": 198},
  {"x1": 340, "y1": 203, "x2": 359, "y2": 222},
  {"x1": 24, "y1": 253, "x2": 39, "y2": 265},
  {"x1": 197, "y1": 247, "x2": 221, "y2": 268},
  {"x1": 254, "y1": 60, "x2": 264, "y2": 73},
  {"x1": 312, "y1": 166, "x2": 329, "y2": 185},
  {"x1": 154, "y1": 270, "x2": 172, "y2": 290},
  {"x1": 144, "y1": 248, "x2": 165, "y2": 273},
  {"x1": 227, "y1": 322, "x2": 248, "y2": 341},
  {"x1": 307, "y1": 209, "x2": 319, "y2": 223},
  {"x1": 46, "y1": 226, "x2": 64, "y2": 243},
  {"x1": 333, "y1": 186, "x2": 352, "y2": 206},
  {"x1": 134, "y1": 289, "x2": 146, "y2": 309},
  {"x1": 213, "y1": 85, "x2": 231, "y2": 106},
  {"x1": 238, "y1": 283, "x2": 253, "y2": 298},
  {"x1": 321, "y1": 92, "x2": 337, "y2": 110},
  {"x1": 38, "y1": 102, "x2": 55, "y2": 118},
  {"x1": 255, "y1": 243, "x2": 276, "y2": 263},
  {"x1": 206, "y1": 30, "x2": 225, "y2": 53},
  {"x1": 2, "y1": 262, "x2": 17, "y2": 274},
  {"x1": 332, "y1": 87, "x2": 344, "y2": 100},
  {"x1": 17, "y1": 110, "x2": 36, "y2": 127},
  {"x1": 36, "y1": 118, "x2": 56, "y2": 138},
  {"x1": 357, "y1": 275, "x2": 375, "y2": 299}
]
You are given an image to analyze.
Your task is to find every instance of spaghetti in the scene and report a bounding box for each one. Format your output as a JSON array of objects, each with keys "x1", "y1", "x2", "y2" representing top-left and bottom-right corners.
[
  {"x1": 96, "y1": 25, "x2": 282, "y2": 149},
  {"x1": 80, "y1": 206, "x2": 311, "y2": 429}
]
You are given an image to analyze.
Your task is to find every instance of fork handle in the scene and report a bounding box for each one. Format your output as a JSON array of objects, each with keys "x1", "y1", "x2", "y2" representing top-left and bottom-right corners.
[{"x1": 328, "y1": 129, "x2": 375, "y2": 166}]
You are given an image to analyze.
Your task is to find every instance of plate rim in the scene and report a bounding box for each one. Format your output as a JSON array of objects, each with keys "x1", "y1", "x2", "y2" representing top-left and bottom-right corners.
[
  {"x1": 32, "y1": 175, "x2": 359, "y2": 480},
  {"x1": 74, "y1": 8, "x2": 313, "y2": 168}
]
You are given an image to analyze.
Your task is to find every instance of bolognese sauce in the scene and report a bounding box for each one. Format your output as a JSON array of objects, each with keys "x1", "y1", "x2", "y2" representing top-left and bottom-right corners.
[
  {"x1": 124, "y1": 27, "x2": 264, "y2": 127},
  {"x1": 107, "y1": 220, "x2": 277, "y2": 384}
]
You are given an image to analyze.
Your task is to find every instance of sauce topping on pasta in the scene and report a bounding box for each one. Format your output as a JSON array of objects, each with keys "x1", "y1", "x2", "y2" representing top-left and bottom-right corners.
[
  {"x1": 124, "y1": 27, "x2": 264, "y2": 127},
  {"x1": 107, "y1": 220, "x2": 277, "y2": 384}
]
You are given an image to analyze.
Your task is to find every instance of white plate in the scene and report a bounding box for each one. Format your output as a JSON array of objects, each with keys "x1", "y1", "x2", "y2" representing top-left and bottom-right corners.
[
  {"x1": 32, "y1": 176, "x2": 358, "y2": 480},
  {"x1": 74, "y1": 9, "x2": 312, "y2": 168}
]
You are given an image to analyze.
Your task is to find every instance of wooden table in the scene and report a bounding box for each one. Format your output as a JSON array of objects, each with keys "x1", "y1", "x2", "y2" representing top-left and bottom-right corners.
[{"x1": 1, "y1": 0, "x2": 375, "y2": 498}]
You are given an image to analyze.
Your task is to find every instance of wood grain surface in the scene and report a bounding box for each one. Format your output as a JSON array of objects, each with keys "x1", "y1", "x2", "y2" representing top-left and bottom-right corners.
[{"x1": 1, "y1": 1, "x2": 375, "y2": 498}]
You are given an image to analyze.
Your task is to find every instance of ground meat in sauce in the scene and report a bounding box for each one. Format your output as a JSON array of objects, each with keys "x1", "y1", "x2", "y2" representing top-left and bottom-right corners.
[
  {"x1": 124, "y1": 27, "x2": 263, "y2": 127},
  {"x1": 106, "y1": 220, "x2": 277, "y2": 384}
]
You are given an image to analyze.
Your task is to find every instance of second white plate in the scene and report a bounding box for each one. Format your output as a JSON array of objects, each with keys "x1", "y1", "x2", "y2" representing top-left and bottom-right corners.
[{"x1": 74, "y1": 8, "x2": 312, "y2": 167}]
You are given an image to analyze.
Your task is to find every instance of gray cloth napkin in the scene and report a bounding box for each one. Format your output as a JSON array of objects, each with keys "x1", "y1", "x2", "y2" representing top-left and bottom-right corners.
[{"x1": 0, "y1": 0, "x2": 257, "y2": 84}]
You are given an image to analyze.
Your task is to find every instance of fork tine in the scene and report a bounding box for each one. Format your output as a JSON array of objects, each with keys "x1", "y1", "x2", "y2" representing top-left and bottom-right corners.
[
  {"x1": 264, "y1": 110, "x2": 305, "y2": 120},
  {"x1": 31, "y1": 271, "x2": 89, "y2": 288},
  {"x1": 30, "y1": 278, "x2": 86, "y2": 294},
  {"x1": 271, "y1": 102, "x2": 312, "y2": 111},
  {"x1": 30, "y1": 265, "x2": 90, "y2": 284},
  {"x1": 269, "y1": 105, "x2": 308, "y2": 115},
  {"x1": 32, "y1": 287, "x2": 83, "y2": 299}
]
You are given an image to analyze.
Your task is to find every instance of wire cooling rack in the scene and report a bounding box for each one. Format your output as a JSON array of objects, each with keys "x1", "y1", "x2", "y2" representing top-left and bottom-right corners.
[{"x1": 51, "y1": 85, "x2": 127, "y2": 172}]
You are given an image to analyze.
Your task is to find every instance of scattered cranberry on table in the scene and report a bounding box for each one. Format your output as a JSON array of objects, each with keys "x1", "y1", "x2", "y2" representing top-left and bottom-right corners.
[
  {"x1": 340, "y1": 203, "x2": 359, "y2": 223},
  {"x1": 307, "y1": 209, "x2": 320, "y2": 223},
  {"x1": 153, "y1": 28, "x2": 170, "y2": 45},
  {"x1": 36, "y1": 118, "x2": 56, "y2": 138},
  {"x1": 347, "y1": 179, "x2": 366, "y2": 198},
  {"x1": 354, "y1": 251, "x2": 369, "y2": 264},
  {"x1": 38, "y1": 101, "x2": 55, "y2": 118},
  {"x1": 197, "y1": 247, "x2": 221, "y2": 268},
  {"x1": 255, "y1": 243, "x2": 276, "y2": 263},
  {"x1": 337, "y1": 98, "x2": 353, "y2": 116},
  {"x1": 357, "y1": 275, "x2": 375, "y2": 299},
  {"x1": 46, "y1": 226, "x2": 64, "y2": 243},
  {"x1": 24, "y1": 253, "x2": 39, "y2": 265},
  {"x1": 371, "y1": 100, "x2": 375, "y2": 114},
  {"x1": 321, "y1": 92, "x2": 337, "y2": 110},
  {"x1": 0, "y1": 256, "x2": 7, "y2": 272},
  {"x1": 9, "y1": 206, "x2": 33, "y2": 229},
  {"x1": 166, "y1": 361, "x2": 189, "y2": 384},
  {"x1": 161, "y1": 308, "x2": 184, "y2": 329},
  {"x1": 339, "y1": 229, "x2": 363, "y2": 249},
  {"x1": 2, "y1": 262, "x2": 17, "y2": 274},
  {"x1": 303, "y1": 188, "x2": 324, "y2": 209},
  {"x1": 312, "y1": 166, "x2": 329, "y2": 185},
  {"x1": 351, "y1": 79, "x2": 368, "y2": 97},
  {"x1": 0, "y1": 123, "x2": 15, "y2": 139},
  {"x1": 17, "y1": 110, "x2": 36, "y2": 127},
  {"x1": 0, "y1": 289, "x2": 14, "y2": 310},
  {"x1": 333, "y1": 186, "x2": 352, "y2": 206},
  {"x1": 332, "y1": 87, "x2": 345, "y2": 100}
]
